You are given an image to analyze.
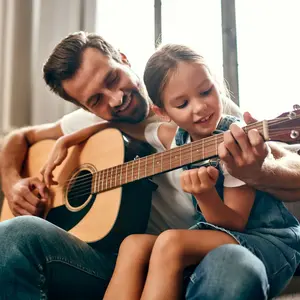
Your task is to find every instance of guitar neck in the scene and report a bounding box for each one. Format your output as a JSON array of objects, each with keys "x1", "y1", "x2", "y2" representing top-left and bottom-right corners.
[{"x1": 91, "y1": 120, "x2": 267, "y2": 194}]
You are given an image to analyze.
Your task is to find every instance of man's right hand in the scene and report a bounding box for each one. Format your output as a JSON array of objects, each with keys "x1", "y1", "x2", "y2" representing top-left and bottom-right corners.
[{"x1": 5, "y1": 177, "x2": 49, "y2": 216}]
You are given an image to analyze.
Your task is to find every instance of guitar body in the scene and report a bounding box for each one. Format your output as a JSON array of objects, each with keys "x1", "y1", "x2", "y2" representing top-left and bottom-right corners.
[{"x1": 0, "y1": 128, "x2": 154, "y2": 251}]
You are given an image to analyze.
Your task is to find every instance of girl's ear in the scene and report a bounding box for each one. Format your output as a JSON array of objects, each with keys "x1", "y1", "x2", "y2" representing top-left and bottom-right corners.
[
  {"x1": 120, "y1": 52, "x2": 131, "y2": 67},
  {"x1": 151, "y1": 104, "x2": 171, "y2": 122}
]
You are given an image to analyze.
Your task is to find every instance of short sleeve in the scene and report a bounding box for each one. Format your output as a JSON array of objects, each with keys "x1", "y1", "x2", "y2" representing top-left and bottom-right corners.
[
  {"x1": 60, "y1": 109, "x2": 105, "y2": 135},
  {"x1": 144, "y1": 122, "x2": 166, "y2": 152},
  {"x1": 221, "y1": 163, "x2": 246, "y2": 188}
]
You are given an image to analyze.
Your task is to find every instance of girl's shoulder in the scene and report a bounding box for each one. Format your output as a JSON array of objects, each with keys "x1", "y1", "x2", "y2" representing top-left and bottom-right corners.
[
  {"x1": 157, "y1": 122, "x2": 177, "y2": 150},
  {"x1": 144, "y1": 122, "x2": 177, "y2": 151}
]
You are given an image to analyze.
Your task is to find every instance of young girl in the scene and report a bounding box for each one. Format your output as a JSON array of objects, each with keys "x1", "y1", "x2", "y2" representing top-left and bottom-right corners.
[{"x1": 41, "y1": 44, "x2": 300, "y2": 300}]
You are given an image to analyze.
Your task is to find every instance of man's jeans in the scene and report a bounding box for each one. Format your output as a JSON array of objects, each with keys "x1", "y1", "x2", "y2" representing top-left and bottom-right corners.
[
  {"x1": 0, "y1": 216, "x2": 116, "y2": 299},
  {"x1": 0, "y1": 216, "x2": 269, "y2": 299},
  {"x1": 185, "y1": 244, "x2": 269, "y2": 300}
]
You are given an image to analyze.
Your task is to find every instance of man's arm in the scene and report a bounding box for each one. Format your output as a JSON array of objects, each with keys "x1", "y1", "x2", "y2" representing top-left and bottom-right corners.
[
  {"x1": 218, "y1": 113, "x2": 300, "y2": 202},
  {"x1": 0, "y1": 122, "x2": 64, "y2": 216},
  {"x1": 250, "y1": 143, "x2": 300, "y2": 201}
]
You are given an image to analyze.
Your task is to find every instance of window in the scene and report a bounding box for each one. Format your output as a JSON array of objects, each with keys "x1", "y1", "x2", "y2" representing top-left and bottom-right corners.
[
  {"x1": 236, "y1": 0, "x2": 300, "y2": 119},
  {"x1": 96, "y1": 0, "x2": 299, "y2": 121},
  {"x1": 162, "y1": 0, "x2": 223, "y2": 79},
  {"x1": 96, "y1": 0, "x2": 155, "y2": 78}
]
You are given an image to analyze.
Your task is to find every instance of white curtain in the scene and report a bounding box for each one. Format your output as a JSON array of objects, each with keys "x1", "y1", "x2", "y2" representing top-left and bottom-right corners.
[{"x1": 0, "y1": 0, "x2": 97, "y2": 132}]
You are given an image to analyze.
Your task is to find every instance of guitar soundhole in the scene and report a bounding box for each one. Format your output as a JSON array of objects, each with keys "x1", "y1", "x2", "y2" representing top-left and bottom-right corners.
[{"x1": 67, "y1": 170, "x2": 93, "y2": 208}]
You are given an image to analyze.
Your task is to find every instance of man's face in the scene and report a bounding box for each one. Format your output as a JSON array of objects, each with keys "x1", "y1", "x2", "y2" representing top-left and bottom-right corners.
[{"x1": 62, "y1": 47, "x2": 150, "y2": 123}]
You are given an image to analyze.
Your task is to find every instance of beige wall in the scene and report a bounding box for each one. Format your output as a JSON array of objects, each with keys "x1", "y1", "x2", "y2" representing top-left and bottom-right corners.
[{"x1": 0, "y1": 0, "x2": 98, "y2": 132}]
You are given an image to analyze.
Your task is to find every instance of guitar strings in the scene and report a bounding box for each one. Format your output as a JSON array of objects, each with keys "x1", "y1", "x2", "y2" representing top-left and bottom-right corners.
[
  {"x1": 63, "y1": 116, "x2": 300, "y2": 200},
  {"x1": 64, "y1": 122, "x2": 264, "y2": 186},
  {"x1": 67, "y1": 126, "x2": 297, "y2": 200},
  {"x1": 65, "y1": 124, "x2": 298, "y2": 197},
  {"x1": 65, "y1": 119, "x2": 299, "y2": 195},
  {"x1": 67, "y1": 128, "x2": 300, "y2": 201},
  {"x1": 63, "y1": 117, "x2": 289, "y2": 187},
  {"x1": 64, "y1": 116, "x2": 295, "y2": 182}
]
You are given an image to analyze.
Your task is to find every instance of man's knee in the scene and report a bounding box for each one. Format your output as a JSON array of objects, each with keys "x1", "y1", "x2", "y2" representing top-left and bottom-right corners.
[
  {"x1": 186, "y1": 244, "x2": 269, "y2": 300},
  {"x1": 0, "y1": 216, "x2": 55, "y2": 249}
]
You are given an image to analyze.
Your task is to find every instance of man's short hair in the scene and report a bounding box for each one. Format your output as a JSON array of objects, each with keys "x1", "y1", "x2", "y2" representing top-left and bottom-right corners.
[{"x1": 43, "y1": 31, "x2": 122, "y2": 106}]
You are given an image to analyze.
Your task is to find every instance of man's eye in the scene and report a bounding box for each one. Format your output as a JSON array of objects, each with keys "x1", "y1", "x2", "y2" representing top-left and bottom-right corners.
[
  {"x1": 176, "y1": 101, "x2": 188, "y2": 109},
  {"x1": 108, "y1": 74, "x2": 119, "y2": 87},
  {"x1": 92, "y1": 95, "x2": 100, "y2": 107}
]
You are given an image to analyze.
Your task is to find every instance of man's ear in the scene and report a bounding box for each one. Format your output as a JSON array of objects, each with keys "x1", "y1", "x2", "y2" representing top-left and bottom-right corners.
[
  {"x1": 120, "y1": 52, "x2": 131, "y2": 67},
  {"x1": 151, "y1": 104, "x2": 171, "y2": 122}
]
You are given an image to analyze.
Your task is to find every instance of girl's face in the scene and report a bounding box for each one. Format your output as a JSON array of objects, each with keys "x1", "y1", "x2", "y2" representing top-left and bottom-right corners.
[{"x1": 161, "y1": 62, "x2": 222, "y2": 141}]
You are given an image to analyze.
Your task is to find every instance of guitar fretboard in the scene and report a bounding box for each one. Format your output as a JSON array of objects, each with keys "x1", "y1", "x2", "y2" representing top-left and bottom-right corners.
[{"x1": 91, "y1": 120, "x2": 266, "y2": 193}]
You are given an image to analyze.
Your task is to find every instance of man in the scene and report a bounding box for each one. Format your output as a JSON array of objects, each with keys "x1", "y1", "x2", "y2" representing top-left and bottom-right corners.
[{"x1": 1, "y1": 32, "x2": 300, "y2": 299}]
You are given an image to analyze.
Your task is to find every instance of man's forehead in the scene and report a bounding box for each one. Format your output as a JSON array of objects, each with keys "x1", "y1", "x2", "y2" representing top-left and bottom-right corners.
[
  {"x1": 62, "y1": 48, "x2": 113, "y2": 101},
  {"x1": 81, "y1": 47, "x2": 112, "y2": 70}
]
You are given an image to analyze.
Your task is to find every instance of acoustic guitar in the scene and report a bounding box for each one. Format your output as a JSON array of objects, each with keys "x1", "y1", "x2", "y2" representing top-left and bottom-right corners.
[{"x1": 1, "y1": 110, "x2": 300, "y2": 250}]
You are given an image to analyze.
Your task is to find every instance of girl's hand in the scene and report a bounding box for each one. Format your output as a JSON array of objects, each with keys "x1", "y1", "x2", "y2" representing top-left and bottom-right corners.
[
  {"x1": 40, "y1": 138, "x2": 68, "y2": 188},
  {"x1": 180, "y1": 166, "x2": 219, "y2": 196}
]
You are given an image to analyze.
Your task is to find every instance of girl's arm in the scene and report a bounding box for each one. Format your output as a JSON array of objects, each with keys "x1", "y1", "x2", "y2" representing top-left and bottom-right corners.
[
  {"x1": 41, "y1": 121, "x2": 110, "y2": 187},
  {"x1": 196, "y1": 185, "x2": 255, "y2": 232}
]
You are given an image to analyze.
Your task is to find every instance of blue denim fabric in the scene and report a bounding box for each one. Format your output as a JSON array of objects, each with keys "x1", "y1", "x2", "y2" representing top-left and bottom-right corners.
[
  {"x1": 0, "y1": 216, "x2": 117, "y2": 299},
  {"x1": 185, "y1": 244, "x2": 270, "y2": 300},
  {"x1": 176, "y1": 115, "x2": 300, "y2": 299}
]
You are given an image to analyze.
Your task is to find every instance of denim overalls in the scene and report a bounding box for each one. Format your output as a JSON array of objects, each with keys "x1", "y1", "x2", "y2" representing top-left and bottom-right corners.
[{"x1": 175, "y1": 115, "x2": 300, "y2": 298}]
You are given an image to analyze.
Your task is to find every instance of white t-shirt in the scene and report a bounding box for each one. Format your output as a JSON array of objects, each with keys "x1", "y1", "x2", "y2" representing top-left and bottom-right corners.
[{"x1": 61, "y1": 109, "x2": 105, "y2": 135}]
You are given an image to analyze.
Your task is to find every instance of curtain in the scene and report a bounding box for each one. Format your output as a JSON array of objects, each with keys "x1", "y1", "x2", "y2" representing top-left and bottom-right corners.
[{"x1": 0, "y1": 0, "x2": 97, "y2": 133}]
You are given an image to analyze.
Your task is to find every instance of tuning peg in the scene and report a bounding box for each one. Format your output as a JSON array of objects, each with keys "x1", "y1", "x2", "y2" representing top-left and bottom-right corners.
[
  {"x1": 293, "y1": 104, "x2": 300, "y2": 110},
  {"x1": 288, "y1": 111, "x2": 297, "y2": 119},
  {"x1": 290, "y1": 130, "x2": 300, "y2": 140}
]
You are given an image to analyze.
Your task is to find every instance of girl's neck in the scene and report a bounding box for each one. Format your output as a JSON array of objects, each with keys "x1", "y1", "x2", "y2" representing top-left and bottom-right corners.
[{"x1": 190, "y1": 132, "x2": 214, "y2": 142}]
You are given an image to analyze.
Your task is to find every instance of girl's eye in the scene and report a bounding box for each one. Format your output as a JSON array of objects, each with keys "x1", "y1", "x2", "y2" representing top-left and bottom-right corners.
[
  {"x1": 200, "y1": 86, "x2": 213, "y2": 96},
  {"x1": 176, "y1": 101, "x2": 188, "y2": 109}
]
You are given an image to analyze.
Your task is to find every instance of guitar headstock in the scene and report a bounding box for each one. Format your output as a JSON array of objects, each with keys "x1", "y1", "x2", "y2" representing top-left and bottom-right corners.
[{"x1": 267, "y1": 105, "x2": 300, "y2": 144}]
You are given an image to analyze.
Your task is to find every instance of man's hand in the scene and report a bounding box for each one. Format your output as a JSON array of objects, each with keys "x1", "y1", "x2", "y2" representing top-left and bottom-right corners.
[
  {"x1": 243, "y1": 111, "x2": 257, "y2": 124},
  {"x1": 5, "y1": 177, "x2": 49, "y2": 216},
  {"x1": 218, "y1": 112, "x2": 270, "y2": 185}
]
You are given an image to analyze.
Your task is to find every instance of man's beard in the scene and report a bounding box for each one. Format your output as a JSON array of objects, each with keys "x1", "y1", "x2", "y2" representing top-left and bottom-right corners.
[{"x1": 111, "y1": 90, "x2": 150, "y2": 124}]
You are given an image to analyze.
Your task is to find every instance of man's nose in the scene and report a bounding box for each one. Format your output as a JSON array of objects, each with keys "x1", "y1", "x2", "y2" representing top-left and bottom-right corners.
[{"x1": 104, "y1": 89, "x2": 124, "y2": 107}]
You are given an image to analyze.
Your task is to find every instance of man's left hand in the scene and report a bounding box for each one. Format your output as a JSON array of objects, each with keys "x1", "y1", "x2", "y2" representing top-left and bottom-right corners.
[{"x1": 218, "y1": 113, "x2": 269, "y2": 185}]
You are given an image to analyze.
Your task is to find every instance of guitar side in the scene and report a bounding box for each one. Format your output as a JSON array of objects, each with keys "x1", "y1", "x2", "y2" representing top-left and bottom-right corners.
[{"x1": 0, "y1": 128, "x2": 153, "y2": 250}]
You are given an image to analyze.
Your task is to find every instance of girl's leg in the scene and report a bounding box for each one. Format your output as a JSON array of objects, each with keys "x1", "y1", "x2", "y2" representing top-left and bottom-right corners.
[
  {"x1": 103, "y1": 234, "x2": 157, "y2": 300},
  {"x1": 141, "y1": 229, "x2": 238, "y2": 300}
]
